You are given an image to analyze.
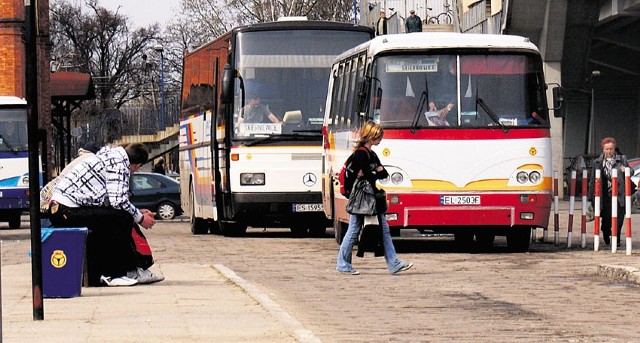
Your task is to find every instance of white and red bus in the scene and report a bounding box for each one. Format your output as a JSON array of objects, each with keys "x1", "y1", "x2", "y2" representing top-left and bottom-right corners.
[
  {"x1": 179, "y1": 19, "x2": 373, "y2": 236},
  {"x1": 322, "y1": 33, "x2": 556, "y2": 251}
]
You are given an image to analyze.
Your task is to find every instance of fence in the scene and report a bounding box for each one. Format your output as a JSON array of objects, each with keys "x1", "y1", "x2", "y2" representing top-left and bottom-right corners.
[{"x1": 545, "y1": 167, "x2": 635, "y2": 255}]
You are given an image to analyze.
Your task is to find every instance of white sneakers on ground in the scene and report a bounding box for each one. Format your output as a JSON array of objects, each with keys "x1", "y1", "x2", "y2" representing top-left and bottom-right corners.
[
  {"x1": 126, "y1": 267, "x2": 165, "y2": 284},
  {"x1": 100, "y1": 275, "x2": 138, "y2": 287},
  {"x1": 100, "y1": 268, "x2": 164, "y2": 287}
]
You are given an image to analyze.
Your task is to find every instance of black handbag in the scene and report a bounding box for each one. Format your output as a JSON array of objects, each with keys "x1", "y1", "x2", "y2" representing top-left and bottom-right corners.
[
  {"x1": 346, "y1": 179, "x2": 377, "y2": 215},
  {"x1": 375, "y1": 189, "x2": 388, "y2": 214}
]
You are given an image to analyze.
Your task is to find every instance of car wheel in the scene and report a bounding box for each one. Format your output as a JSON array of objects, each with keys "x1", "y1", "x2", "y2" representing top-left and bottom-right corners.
[
  {"x1": 9, "y1": 212, "x2": 21, "y2": 230},
  {"x1": 156, "y1": 201, "x2": 176, "y2": 220}
]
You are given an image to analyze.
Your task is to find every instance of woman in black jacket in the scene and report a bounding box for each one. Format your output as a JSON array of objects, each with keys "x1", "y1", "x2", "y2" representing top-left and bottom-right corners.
[
  {"x1": 336, "y1": 120, "x2": 413, "y2": 275},
  {"x1": 588, "y1": 137, "x2": 630, "y2": 246}
]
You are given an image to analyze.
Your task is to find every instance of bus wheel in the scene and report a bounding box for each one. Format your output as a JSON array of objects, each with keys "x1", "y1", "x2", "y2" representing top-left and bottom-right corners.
[
  {"x1": 308, "y1": 225, "x2": 327, "y2": 237},
  {"x1": 475, "y1": 232, "x2": 495, "y2": 251},
  {"x1": 290, "y1": 226, "x2": 308, "y2": 237},
  {"x1": 190, "y1": 190, "x2": 209, "y2": 235},
  {"x1": 220, "y1": 222, "x2": 247, "y2": 237},
  {"x1": 9, "y1": 213, "x2": 21, "y2": 230},
  {"x1": 454, "y1": 232, "x2": 474, "y2": 250},
  {"x1": 507, "y1": 227, "x2": 531, "y2": 252},
  {"x1": 333, "y1": 215, "x2": 348, "y2": 245}
]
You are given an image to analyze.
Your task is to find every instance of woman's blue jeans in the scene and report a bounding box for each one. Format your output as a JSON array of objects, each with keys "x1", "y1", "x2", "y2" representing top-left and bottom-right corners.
[{"x1": 336, "y1": 213, "x2": 405, "y2": 273}]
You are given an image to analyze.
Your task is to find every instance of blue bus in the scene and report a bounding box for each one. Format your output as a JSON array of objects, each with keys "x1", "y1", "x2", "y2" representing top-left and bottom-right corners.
[{"x1": 0, "y1": 96, "x2": 29, "y2": 229}]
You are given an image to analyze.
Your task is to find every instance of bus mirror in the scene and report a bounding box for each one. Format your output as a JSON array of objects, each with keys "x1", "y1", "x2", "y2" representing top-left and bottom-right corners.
[
  {"x1": 221, "y1": 64, "x2": 235, "y2": 104},
  {"x1": 551, "y1": 86, "x2": 565, "y2": 118}
]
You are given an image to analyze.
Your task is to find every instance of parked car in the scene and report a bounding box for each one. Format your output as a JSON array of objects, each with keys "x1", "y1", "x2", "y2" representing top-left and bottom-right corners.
[
  {"x1": 627, "y1": 157, "x2": 640, "y2": 169},
  {"x1": 130, "y1": 172, "x2": 183, "y2": 220},
  {"x1": 564, "y1": 153, "x2": 599, "y2": 197}
]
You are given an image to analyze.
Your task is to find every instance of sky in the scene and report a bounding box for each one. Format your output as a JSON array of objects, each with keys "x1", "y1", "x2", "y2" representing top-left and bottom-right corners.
[{"x1": 93, "y1": 0, "x2": 178, "y2": 28}]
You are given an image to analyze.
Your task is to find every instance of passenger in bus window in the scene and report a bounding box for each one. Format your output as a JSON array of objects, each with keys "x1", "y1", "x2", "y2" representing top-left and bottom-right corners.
[
  {"x1": 238, "y1": 95, "x2": 280, "y2": 124},
  {"x1": 425, "y1": 101, "x2": 455, "y2": 126},
  {"x1": 336, "y1": 120, "x2": 413, "y2": 275},
  {"x1": 380, "y1": 97, "x2": 414, "y2": 124}
]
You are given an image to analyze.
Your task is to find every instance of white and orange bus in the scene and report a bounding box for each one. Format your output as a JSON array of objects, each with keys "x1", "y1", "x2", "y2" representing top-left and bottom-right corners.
[
  {"x1": 179, "y1": 19, "x2": 373, "y2": 236},
  {"x1": 322, "y1": 33, "x2": 557, "y2": 251}
]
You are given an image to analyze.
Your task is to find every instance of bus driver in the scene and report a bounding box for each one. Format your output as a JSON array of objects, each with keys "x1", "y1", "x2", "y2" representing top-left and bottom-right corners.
[{"x1": 238, "y1": 95, "x2": 280, "y2": 124}]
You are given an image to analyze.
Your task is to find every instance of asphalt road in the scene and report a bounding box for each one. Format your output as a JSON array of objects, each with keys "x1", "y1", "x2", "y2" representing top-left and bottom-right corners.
[{"x1": 2, "y1": 212, "x2": 640, "y2": 342}]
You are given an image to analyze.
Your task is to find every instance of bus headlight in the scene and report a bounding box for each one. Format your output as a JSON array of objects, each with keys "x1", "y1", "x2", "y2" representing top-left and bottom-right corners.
[
  {"x1": 240, "y1": 173, "x2": 265, "y2": 185},
  {"x1": 528, "y1": 171, "x2": 541, "y2": 183},
  {"x1": 390, "y1": 172, "x2": 404, "y2": 185},
  {"x1": 516, "y1": 172, "x2": 529, "y2": 184}
]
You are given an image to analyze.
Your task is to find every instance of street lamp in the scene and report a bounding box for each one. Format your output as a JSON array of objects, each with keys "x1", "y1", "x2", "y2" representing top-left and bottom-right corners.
[{"x1": 153, "y1": 44, "x2": 165, "y2": 131}]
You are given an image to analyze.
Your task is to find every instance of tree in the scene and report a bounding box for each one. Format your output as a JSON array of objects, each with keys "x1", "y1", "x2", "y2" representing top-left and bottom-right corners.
[{"x1": 50, "y1": 0, "x2": 161, "y2": 109}]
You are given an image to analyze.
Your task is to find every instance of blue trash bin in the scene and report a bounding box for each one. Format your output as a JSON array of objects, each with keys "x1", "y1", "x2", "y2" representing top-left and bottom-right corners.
[{"x1": 41, "y1": 227, "x2": 88, "y2": 298}]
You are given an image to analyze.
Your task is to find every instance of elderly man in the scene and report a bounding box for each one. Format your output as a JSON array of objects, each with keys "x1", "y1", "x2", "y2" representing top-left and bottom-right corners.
[{"x1": 405, "y1": 10, "x2": 422, "y2": 33}]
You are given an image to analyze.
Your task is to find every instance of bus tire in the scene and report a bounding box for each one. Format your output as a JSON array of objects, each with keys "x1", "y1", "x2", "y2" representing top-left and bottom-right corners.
[
  {"x1": 475, "y1": 232, "x2": 495, "y2": 251},
  {"x1": 219, "y1": 222, "x2": 247, "y2": 237},
  {"x1": 190, "y1": 189, "x2": 209, "y2": 235},
  {"x1": 309, "y1": 225, "x2": 327, "y2": 237},
  {"x1": 8, "y1": 213, "x2": 21, "y2": 230},
  {"x1": 507, "y1": 227, "x2": 531, "y2": 252},
  {"x1": 290, "y1": 226, "x2": 308, "y2": 237},
  {"x1": 454, "y1": 232, "x2": 474, "y2": 250},
  {"x1": 333, "y1": 215, "x2": 348, "y2": 245}
]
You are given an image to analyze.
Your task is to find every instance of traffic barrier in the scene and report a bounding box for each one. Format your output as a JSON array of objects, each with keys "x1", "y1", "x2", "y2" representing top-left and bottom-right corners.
[
  {"x1": 581, "y1": 169, "x2": 588, "y2": 248},
  {"x1": 567, "y1": 170, "x2": 576, "y2": 248},
  {"x1": 624, "y1": 167, "x2": 632, "y2": 255},
  {"x1": 612, "y1": 168, "x2": 619, "y2": 253},
  {"x1": 551, "y1": 171, "x2": 558, "y2": 243},
  {"x1": 594, "y1": 169, "x2": 601, "y2": 251}
]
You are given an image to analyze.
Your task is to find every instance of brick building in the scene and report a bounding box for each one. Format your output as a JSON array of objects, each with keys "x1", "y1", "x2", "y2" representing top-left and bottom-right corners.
[{"x1": 0, "y1": 0, "x2": 53, "y2": 177}]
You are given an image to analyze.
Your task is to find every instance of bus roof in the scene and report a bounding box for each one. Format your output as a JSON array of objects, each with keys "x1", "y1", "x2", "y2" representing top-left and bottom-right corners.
[
  {"x1": 0, "y1": 96, "x2": 27, "y2": 106},
  {"x1": 335, "y1": 32, "x2": 540, "y2": 62},
  {"x1": 187, "y1": 20, "x2": 373, "y2": 56}
]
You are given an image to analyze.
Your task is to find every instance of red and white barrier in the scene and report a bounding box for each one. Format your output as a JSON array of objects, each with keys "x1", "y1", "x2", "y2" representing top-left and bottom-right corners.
[
  {"x1": 567, "y1": 170, "x2": 576, "y2": 248},
  {"x1": 581, "y1": 169, "x2": 588, "y2": 248},
  {"x1": 611, "y1": 168, "x2": 618, "y2": 253},
  {"x1": 593, "y1": 169, "x2": 601, "y2": 251},
  {"x1": 551, "y1": 171, "x2": 558, "y2": 243},
  {"x1": 624, "y1": 167, "x2": 632, "y2": 255}
]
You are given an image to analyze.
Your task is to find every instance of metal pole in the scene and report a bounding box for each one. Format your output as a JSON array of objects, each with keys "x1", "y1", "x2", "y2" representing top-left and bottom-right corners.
[
  {"x1": 159, "y1": 51, "x2": 165, "y2": 131},
  {"x1": 25, "y1": 0, "x2": 44, "y2": 321}
]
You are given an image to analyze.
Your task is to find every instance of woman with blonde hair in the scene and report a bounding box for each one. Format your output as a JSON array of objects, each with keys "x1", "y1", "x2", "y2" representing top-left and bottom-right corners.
[{"x1": 336, "y1": 120, "x2": 413, "y2": 275}]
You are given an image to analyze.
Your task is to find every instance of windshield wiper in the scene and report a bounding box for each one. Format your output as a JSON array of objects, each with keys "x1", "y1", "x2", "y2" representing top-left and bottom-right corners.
[
  {"x1": 243, "y1": 132, "x2": 320, "y2": 147},
  {"x1": 411, "y1": 76, "x2": 430, "y2": 133},
  {"x1": 475, "y1": 98, "x2": 508, "y2": 133},
  {"x1": 0, "y1": 134, "x2": 18, "y2": 154}
]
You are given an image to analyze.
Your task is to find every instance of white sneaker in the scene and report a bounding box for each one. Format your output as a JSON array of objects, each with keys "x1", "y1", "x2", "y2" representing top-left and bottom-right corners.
[
  {"x1": 100, "y1": 275, "x2": 138, "y2": 287},
  {"x1": 127, "y1": 267, "x2": 165, "y2": 284}
]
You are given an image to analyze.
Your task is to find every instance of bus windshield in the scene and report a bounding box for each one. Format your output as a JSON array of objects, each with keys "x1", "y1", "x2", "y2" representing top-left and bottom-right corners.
[
  {"x1": 0, "y1": 108, "x2": 28, "y2": 152},
  {"x1": 369, "y1": 53, "x2": 548, "y2": 129},
  {"x1": 233, "y1": 29, "x2": 372, "y2": 140}
]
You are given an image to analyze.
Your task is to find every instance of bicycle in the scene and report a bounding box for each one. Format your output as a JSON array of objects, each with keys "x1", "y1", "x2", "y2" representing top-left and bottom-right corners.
[{"x1": 425, "y1": 1, "x2": 453, "y2": 25}]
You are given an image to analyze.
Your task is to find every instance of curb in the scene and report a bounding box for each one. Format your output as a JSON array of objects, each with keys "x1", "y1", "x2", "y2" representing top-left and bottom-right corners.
[
  {"x1": 597, "y1": 264, "x2": 640, "y2": 285},
  {"x1": 213, "y1": 264, "x2": 322, "y2": 343}
]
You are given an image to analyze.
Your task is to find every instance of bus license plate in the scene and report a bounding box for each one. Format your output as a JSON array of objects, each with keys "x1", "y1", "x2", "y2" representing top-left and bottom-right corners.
[
  {"x1": 293, "y1": 203, "x2": 323, "y2": 212},
  {"x1": 440, "y1": 195, "x2": 480, "y2": 205}
]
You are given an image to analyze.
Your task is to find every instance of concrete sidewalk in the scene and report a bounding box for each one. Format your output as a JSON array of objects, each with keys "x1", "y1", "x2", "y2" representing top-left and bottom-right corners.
[{"x1": 1, "y1": 262, "x2": 311, "y2": 343}]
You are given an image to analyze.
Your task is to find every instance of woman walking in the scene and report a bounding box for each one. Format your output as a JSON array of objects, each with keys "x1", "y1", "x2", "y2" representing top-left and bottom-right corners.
[{"x1": 336, "y1": 121, "x2": 413, "y2": 275}]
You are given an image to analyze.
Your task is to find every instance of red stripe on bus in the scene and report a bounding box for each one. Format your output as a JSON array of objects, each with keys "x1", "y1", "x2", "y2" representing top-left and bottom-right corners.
[{"x1": 382, "y1": 128, "x2": 550, "y2": 140}]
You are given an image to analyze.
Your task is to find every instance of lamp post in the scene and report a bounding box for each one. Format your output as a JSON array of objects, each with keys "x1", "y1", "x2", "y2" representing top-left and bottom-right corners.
[{"x1": 153, "y1": 44, "x2": 165, "y2": 131}]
